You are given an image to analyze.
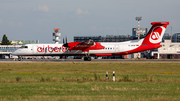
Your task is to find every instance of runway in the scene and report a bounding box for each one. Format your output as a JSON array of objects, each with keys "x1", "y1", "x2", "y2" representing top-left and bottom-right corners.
[{"x1": 1, "y1": 59, "x2": 180, "y2": 63}]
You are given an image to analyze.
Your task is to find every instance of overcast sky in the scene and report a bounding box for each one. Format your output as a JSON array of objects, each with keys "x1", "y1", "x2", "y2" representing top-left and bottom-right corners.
[{"x1": 0, "y1": 0, "x2": 180, "y2": 43}]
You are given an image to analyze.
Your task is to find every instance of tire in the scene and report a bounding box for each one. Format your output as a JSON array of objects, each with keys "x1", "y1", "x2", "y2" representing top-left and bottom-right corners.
[
  {"x1": 87, "y1": 57, "x2": 91, "y2": 61},
  {"x1": 84, "y1": 56, "x2": 91, "y2": 61},
  {"x1": 18, "y1": 56, "x2": 22, "y2": 61},
  {"x1": 84, "y1": 57, "x2": 87, "y2": 61}
]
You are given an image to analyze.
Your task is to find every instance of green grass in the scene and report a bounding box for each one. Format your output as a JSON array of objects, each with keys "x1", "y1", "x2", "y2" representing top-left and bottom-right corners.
[
  {"x1": 0, "y1": 62, "x2": 180, "y2": 101},
  {"x1": 0, "y1": 82, "x2": 180, "y2": 101}
]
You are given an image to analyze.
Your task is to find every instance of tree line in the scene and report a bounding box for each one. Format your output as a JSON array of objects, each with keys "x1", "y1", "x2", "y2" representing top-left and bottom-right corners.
[
  {"x1": 1, "y1": 34, "x2": 10, "y2": 45},
  {"x1": 1, "y1": 34, "x2": 37, "y2": 45}
]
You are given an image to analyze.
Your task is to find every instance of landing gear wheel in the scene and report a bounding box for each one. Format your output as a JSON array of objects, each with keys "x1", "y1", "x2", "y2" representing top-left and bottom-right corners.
[
  {"x1": 84, "y1": 57, "x2": 87, "y2": 61},
  {"x1": 18, "y1": 56, "x2": 22, "y2": 61},
  {"x1": 84, "y1": 56, "x2": 91, "y2": 61},
  {"x1": 87, "y1": 57, "x2": 91, "y2": 61}
]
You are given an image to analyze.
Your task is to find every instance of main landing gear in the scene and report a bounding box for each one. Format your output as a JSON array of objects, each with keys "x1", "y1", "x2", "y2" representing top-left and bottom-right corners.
[
  {"x1": 84, "y1": 56, "x2": 91, "y2": 61},
  {"x1": 18, "y1": 56, "x2": 22, "y2": 61},
  {"x1": 83, "y1": 52, "x2": 91, "y2": 61}
]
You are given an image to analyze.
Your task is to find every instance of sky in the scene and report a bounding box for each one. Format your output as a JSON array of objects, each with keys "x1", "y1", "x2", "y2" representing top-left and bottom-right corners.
[{"x1": 0, "y1": 0, "x2": 180, "y2": 43}]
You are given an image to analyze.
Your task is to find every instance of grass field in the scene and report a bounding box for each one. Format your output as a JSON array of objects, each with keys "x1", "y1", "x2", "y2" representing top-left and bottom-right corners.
[{"x1": 0, "y1": 62, "x2": 180, "y2": 101}]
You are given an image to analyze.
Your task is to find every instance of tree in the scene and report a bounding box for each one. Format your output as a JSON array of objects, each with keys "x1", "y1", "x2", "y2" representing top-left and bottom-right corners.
[{"x1": 1, "y1": 34, "x2": 10, "y2": 45}]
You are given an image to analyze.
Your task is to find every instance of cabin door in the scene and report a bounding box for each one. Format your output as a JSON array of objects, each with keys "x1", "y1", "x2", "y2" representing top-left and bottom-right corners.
[
  {"x1": 115, "y1": 45, "x2": 119, "y2": 53},
  {"x1": 33, "y1": 45, "x2": 38, "y2": 54}
]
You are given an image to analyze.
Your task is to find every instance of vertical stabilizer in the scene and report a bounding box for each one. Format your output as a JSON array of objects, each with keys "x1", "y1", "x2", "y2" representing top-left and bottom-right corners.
[{"x1": 142, "y1": 22, "x2": 169, "y2": 46}]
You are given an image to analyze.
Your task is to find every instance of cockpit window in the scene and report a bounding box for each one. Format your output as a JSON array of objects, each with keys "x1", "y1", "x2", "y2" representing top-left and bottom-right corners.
[{"x1": 20, "y1": 46, "x2": 28, "y2": 48}]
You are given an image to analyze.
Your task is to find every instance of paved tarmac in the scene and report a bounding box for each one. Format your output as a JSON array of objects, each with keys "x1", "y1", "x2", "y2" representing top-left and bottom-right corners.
[{"x1": 1, "y1": 59, "x2": 180, "y2": 63}]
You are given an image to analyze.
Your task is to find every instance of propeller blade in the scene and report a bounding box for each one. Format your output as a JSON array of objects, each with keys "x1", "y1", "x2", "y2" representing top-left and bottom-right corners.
[
  {"x1": 63, "y1": 37, "x2": 68, "y2": 47},
  {"x1": 66, "y1": 36, "x2": 67, "y2": 44}
]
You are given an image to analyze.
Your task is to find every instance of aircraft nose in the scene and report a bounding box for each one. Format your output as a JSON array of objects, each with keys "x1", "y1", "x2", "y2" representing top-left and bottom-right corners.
[{"x1": 11, "y1": 50, "x2": 18, "y2": 55}]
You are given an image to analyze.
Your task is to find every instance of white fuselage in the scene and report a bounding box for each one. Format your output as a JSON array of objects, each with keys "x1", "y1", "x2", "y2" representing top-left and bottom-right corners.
[{"x1": 12, "y1": 39, "x2": 144, "y2": 56}]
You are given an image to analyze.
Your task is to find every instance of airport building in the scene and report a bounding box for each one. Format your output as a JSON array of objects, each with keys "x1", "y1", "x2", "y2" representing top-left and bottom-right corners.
[
  {"x1": 74, "y1": 28, "x2": 148, "y2": 42},
  {"x1": 152, "y1": 40, "x2": 180, "y2": 59},
  {"x1": 74, "y1": 35, "x2": 134, "y2": 42},
  {"x1": 0, "y1": 45, "x2": 22, "y2": 58},
  {"x1": 172, "y1": 33, "x2": 180, "y2": 43},
  {"x1": 150, "y1": 33, "x2": 180, "y2": 59},
  {"x1": 132, "y1": 28, "x2": 148, "y2": 37}
]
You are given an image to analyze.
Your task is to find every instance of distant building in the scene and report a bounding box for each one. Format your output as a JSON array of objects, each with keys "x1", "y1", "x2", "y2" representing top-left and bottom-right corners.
[
  {"x1": 172, "y1": 33, "x2": 180, "y2": 43},
  {"x1": 132, "y1": 28, "x2": 148, "y2": 37},
  {"x1": 74, "y1": 28, "x2": 148, "y2": 42},
  {"x1": 74, "y1": 35, "x2": 138, "y2": 42},
  {"x1": 162, "y1": 33, "x2": 171, "y2": 42},
  {"x1": 0, "y1": 45, "x2": 22, "y2": 58},
  {"x1": 162, "y1": 33, "x2": 180, "y2": 43}
]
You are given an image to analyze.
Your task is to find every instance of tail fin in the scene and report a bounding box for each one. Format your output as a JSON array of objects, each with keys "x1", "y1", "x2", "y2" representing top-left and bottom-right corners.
[{"x1": 142, "y1": 22, "x2": 169, "y2": 45}]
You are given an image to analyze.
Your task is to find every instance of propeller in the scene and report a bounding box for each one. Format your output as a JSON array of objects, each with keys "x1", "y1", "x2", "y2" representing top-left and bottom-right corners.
[
  {"x1": 63, "y1": 36, "x2": 68, "y2": 47},
  {"x1": 63, "y1": 38, "x2": 65, "y2": 44},
  {"x1": 66, "y1": 36, "x2": 67, "y2": 44}
]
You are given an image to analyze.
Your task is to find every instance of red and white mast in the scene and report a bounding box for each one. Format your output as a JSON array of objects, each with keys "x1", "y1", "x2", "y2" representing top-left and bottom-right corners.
[
  {"x1": 135, "y1": 17, "x2": 142, "y2": 58},
  {"x1": 135, "y1": 17, "x2": 142, "y2": 40}
]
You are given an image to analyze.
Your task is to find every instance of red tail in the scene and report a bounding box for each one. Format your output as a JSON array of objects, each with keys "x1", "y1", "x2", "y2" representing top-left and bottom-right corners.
[{"x1": 142, "y1": 22, "x2": 169, "y2": 46}]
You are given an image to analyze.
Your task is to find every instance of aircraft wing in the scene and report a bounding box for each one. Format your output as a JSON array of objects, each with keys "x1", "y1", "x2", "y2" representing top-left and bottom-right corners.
[{"x1": 64, "y1": 40, "x2": 104, "y2": 52}]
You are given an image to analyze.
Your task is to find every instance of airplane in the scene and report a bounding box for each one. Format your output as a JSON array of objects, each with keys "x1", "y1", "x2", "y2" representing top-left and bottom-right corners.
[{"x1": 12, "y1": 22, "x2": 169, "y2": 61}]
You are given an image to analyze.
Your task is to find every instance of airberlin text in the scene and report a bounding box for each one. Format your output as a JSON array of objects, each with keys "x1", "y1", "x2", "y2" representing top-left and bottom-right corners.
[{"x1": 37, "y1": 45, "x2": 66, "y2": 53}]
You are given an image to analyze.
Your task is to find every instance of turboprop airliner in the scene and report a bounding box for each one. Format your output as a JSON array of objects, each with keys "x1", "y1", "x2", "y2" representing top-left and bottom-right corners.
[{"x1": 12, "y1": 22, "x2": 169, "y2": 61}]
